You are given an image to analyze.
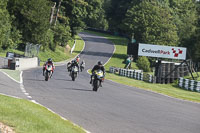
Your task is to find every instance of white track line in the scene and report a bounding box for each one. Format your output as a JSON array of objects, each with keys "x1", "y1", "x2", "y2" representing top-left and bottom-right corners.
[
  {"x1": 29, "y1": 99, "x2": 91, "y2": 133},
  {"x1": 56, "y1": 34, "x2": 86, "y2": 67},
  {"x1": 86, "y1": 34, "x2": 116, "y2": 74},
  {"x1": 85, "y1": 34, "x2": 200, "y2": 105},
  {"x1": 0, "y1": 93, "x2": 22, "y2": 99},
  {"x1": 103, "y1": 41, "x2": 116, "y2": 66},
  {"x1": 0, "y1": 36, "x2": 90, "y2": 133},
  {"x1": 20, "y1": 36, "x2": 90, "y2": 133},
  {"x1": 0, "y1": 70, "x2": 22, "y2": 84}
]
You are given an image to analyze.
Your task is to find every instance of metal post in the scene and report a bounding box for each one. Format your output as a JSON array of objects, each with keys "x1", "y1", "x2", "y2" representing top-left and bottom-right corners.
[{"x1": 184, "y1": 60, "x2": 195, "y2": 80}]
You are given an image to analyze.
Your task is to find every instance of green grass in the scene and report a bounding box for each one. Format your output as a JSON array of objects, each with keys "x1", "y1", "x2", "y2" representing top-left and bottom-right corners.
[
  {"x1": 0, "y1": 35, "x2": 85, "y2": 132},
  {"x1": 0, "y1": 36, "x2": 82, "y2": 64},
  {"x1": 106, "y1": 73, "x2": 200, "y2": 102},
  {"x1": 184, "y1": 72, "x2": 200, "y2": 81},
  {"x1": 84, "y1": 30, "x2": 138, "y2": 70},
  {"x1": 85, "y1": 30, "x2": 200, "y2": 103},
  {"x1": 0, "y1": 95, "x2": 85, "y2": 133},
  {"x1": 0, "y1": 69, "x2": 21, "y2": 82},
  {"x1": 39, "y1": 35, "x2": 83, "y2": 63},
  {"x1": 0, "y1": 49, "x2": 24, "y2": 57},
  {"x1": 71, "y1": 35, "x2": 85, "y2": 57}
]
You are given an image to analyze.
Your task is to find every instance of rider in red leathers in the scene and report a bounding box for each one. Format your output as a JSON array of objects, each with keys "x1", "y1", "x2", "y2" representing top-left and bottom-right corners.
[{"x1": 43, "y1": 58, "x2": 55, "y2": 77}]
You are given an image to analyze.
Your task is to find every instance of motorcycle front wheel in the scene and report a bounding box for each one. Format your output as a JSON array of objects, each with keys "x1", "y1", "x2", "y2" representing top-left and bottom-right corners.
[
  {"x1": 93, "y1": 79, "x2": 99, "y2": 91},
  {"x1": 45, "y1": 71, "x2": 49, "y2": 81},
  {"x1": 71, "y1": 72, "x2": 76, "y2": 81}
]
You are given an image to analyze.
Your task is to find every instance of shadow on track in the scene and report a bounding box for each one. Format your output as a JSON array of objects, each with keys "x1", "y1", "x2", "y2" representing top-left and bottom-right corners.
[
  {"x1": 24, "y1": 79, "x2": 45, "y2": 82},
  {"x1": 63, "y1": 87, "x2": 92, "y2": 92},
  {"x1": 54, "y1": 78, "x2": 72, "y2": 82}
]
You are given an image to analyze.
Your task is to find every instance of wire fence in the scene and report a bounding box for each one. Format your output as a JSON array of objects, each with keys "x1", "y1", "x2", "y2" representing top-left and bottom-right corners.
[{"x1": 25, "y1": 43, "x2": 40, "y2": 57}]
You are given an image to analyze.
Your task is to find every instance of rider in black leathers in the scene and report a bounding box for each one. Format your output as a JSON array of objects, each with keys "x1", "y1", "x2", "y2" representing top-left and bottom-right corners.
[
  {"x1": 90, "y1": 61, "x2": 105, "y2": 87},
  {"x1": 69, "y1": 60, "x2": 79, "y2": 75}
]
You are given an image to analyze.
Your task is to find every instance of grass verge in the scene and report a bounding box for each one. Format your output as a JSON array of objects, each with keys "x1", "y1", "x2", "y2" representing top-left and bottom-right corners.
[
  {"x1": 184, "y1": 72, "x2": 200, "y2": 81},
  {"x1": 39, "y1": 35, "x2": 83, "y2": 63},
  {"x1": 85, "y1": 30, "x2": 200, "y2": 103},
  {"x1": 0, "y1": 35, "x2": 86, "y2": 132},
  {"x1": 0, "y1": 95, "x2": 85, "y2": 133},
  {"x1": 0, "y1": 69, "x2": 21, "y2": 83},
  {"x1": 84, "y1": 30, "x2": 138, "y2": 70},
  {"x1": 0, "y1": 35, "x2": 81, "y2": 64},
  {"x1": 0, "y1": 49, "x2": 24, "y2": 57}
]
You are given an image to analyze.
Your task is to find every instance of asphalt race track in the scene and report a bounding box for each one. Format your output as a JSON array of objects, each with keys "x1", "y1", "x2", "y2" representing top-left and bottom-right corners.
[{"x1": 3, "y1": 32, "x2": 200, "y2": 133}]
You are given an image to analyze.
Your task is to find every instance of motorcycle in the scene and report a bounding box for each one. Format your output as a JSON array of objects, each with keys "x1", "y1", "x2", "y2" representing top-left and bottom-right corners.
[
  {"x1": 80, "y1": 63, "x2": 85, "y2": 72},
  {"x1": 44, "y1": 64, "x2": 53, "y2": 81},
  {"x1": 91, "y1": 69, "x2": 104, "y2": 91},
  {"x1": 71, "y1": 66, "x2": 79, "y2": 81}
]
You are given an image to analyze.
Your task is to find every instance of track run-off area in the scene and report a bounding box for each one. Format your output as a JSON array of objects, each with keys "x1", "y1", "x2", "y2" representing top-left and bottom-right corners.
[{"x1": 1, "y1": 32, "x2": 200, "y2": 133}]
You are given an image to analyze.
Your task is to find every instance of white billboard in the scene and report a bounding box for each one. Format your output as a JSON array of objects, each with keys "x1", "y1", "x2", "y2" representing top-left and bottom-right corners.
[{"x1": 138, "y1": 43, "x2": 187, "y2": 60}]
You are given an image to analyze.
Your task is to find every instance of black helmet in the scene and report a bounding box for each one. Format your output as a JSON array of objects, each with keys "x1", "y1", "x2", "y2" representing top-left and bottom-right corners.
[
  {"x1": 48, "y1": 58, "x2": 52, "y2": 62},
  {"x1": 98, "y1": 61, "x2": 103, "y2": 65}
]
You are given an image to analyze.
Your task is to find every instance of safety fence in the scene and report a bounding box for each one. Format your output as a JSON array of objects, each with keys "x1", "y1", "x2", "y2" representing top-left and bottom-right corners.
[
  {"x1": 0, "y1": 57, "x2": 8, "y2": 69},
  {"x1": 109, "y1": 67, "x2": 155, "y2": 83},
  {"x1": 25, "y1": 43, "x2": 40, "y2": 58},
  {"x1": 178, "y1": 77, "x2": 200, "y2": 93}
]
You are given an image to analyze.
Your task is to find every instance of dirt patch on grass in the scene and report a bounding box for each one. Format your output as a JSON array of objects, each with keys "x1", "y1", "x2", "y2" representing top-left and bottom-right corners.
[{"x1": 0, "y1": 122, "x2": 15, "y2": 133}]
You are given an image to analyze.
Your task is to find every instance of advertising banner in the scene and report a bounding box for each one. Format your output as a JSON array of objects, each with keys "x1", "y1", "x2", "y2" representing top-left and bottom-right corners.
[{"x1": 138, "y1": 43, "x2": 187, "y2": 60}]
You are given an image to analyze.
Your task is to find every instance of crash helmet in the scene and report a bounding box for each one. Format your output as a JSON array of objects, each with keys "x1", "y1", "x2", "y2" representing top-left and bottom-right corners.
[
  {"x1": 76, "y1": 56, "x2": 80, "y2": 62},
  {"x1": 98, "y1": 61, "x2": 103, "y2": 66},
  {"x1": 48, "y1": 58, "x2": 52, "y2": 63}
]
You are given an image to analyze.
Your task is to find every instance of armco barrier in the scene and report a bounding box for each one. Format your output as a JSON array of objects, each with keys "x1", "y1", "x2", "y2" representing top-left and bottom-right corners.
[
  {"x1": 178, "y1": 77, "x2": 200, "y2": 93},
  {"x1": 109, "y1": 67, "x2": 155, "y2": 83},
  {"x1": 109, "y1": 66, "x2": 119, "y2": 74}
]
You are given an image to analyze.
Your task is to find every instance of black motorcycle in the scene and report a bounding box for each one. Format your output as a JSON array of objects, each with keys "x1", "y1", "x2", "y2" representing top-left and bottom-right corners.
[
  {"x1": 91, "y1": 69, "x2": 104, "y2": 91},
  {"x1": 80, "y1": 61, "x2": 85, "y2": 72},
  {"x1": 71, "y1": 66, "x2": 79, "y2": 81}
]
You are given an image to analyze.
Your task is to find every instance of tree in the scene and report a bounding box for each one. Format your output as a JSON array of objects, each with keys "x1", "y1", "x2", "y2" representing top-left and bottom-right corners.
[
  {"x1": 123, "y1": 0, "x2": 179, "y2": 46},
  {"x1": 191, "y1": 1, "x2": 200, "y2": 61},
  {"x1": 84, "y1": 0, "x2": 108, "y2": 30},
  {"x1": 106, "y1": 0, "x2": 139, "y2": 32},
  {"x1": 7, "y1": 0, "x2": 51, "y2": 45},
  {"x1": 169, "y1": 0, "x2": 197, "y2": 47},
  {"x1": 0, "y1": 0, "x2": 21, "y2": 50},
  {"x1": 136, "y1": 56, "x2": 151, "y2": 72},
  {"x1": 61, "y1": 0, "x2": 88, "y2": 37},
  {"x1": 53, "y1": 22, "x2": 71, "y2": 48}
]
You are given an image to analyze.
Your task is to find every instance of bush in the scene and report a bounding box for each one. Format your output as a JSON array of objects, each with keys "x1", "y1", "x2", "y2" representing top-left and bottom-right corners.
[{"x1": 136, "y1": 56, "x2": 151, "y2": 72}]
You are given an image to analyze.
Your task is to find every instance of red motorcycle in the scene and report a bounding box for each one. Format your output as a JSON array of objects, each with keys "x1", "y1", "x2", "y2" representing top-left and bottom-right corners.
[{"x1": 44, "y1": 63, "x2": 53, "y2": 81}]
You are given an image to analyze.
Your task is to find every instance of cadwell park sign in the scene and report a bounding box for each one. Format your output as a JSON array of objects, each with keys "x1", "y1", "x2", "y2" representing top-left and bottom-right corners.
[{"x1": 138, "y1": 43, "x2": 187, "y2": 60}]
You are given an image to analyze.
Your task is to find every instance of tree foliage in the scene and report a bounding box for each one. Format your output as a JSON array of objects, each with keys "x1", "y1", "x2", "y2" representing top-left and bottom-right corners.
[
  {"x1": 0, "y1": 0, "x2": 21, "y2": 50},
  {"x1": 61, "y1": 0, "x2": 88, "y2": 37},
  {"x1": 0, "y1": 0, "x2": 200, "y2": 62},
  {"x1": 123, "y1": 1, "x2": 179, "y2": 46},
  {"x1": 7, "y1": 0, "x2": 51, "y2": 45},
  {"x1": 84, "y1": 0, "x2": 108, "y2": 30},
  {"x1": 136, "y1": 56, "x2": 151, "y2": 72}
]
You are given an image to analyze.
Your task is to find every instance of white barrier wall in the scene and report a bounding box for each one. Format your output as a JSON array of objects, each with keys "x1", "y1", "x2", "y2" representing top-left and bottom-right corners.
[{"x1": 14, "y1": 57, "x2": 38, "y2": 70}]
